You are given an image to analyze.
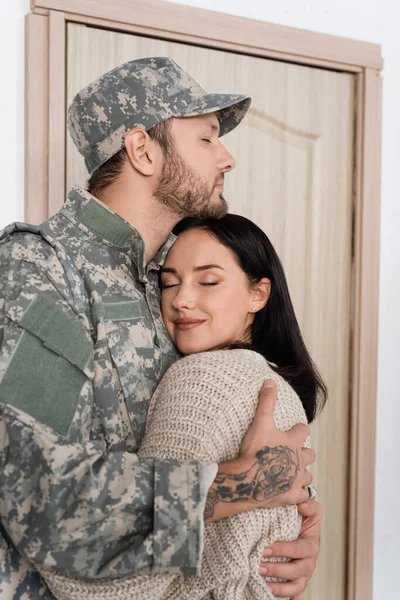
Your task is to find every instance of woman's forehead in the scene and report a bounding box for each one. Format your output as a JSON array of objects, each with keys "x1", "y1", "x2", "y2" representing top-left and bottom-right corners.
[{"x1": 165, "y1": 228, "x2": 234, "y2": 267}]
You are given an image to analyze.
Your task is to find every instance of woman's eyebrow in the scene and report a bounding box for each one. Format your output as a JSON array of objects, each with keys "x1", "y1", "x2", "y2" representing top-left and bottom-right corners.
[
  {"x1": 193, "y1": 264, "x2": 225, "y2": 272},
  {"x1": 160, "y1": 264, "x2": 225, "y2": 274},
  {"x1": 160, "y1": 267, "x2": 177, "y2": 274}
]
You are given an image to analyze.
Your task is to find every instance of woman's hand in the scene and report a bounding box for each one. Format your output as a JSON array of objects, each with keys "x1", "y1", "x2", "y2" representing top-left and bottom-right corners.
[{"x1": 259, "y1": 499, "x2": 323, "y2": 598}]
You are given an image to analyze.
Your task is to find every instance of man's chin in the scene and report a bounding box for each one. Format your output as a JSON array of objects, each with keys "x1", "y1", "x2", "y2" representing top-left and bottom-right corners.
[
  {"x1": 207, "y1": 191, "x2": 228, "y2": 217},
  {"x1": 214, "y1": 196, "x2": 229, "y2": 218},
  {"x1": 201, "y1": 205, "x2": 228, "y2": 220},
  {"x1": 182, "y1": 194, "x2": 228, "y2": 220}
]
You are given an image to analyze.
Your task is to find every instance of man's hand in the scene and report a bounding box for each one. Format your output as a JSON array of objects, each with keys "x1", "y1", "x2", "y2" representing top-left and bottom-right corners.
[
  {"x1": 259, "y1": 499, "x2": 323, "y2": 598},
  {"x1": 205, "y1": 380, "x2": 315, "y2": 523}
]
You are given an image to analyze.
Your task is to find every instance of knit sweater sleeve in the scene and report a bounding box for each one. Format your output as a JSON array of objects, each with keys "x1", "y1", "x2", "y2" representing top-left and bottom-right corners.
[
  {"x1": 38, "y1": 350, "x2": 309, "y2": 600},
  {"x1": 138, "y1": 349, "x2": 310, "y2": 600}
]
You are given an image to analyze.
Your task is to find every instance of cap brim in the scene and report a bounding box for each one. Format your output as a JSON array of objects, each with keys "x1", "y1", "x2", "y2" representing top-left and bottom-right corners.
[{"x1": 174, "y1": 94, "x2": 251, "y2": 137}]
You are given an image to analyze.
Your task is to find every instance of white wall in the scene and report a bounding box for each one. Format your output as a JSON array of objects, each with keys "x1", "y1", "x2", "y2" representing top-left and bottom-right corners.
[
  {"x1": 1, "y1": 1, "x2": 399, "y2": 598},
  {"x1": 0, "y1": 0, "x2": 29, "y2": 224}
]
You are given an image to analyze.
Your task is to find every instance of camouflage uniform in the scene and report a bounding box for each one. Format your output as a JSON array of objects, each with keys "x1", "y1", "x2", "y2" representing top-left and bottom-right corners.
[{"x1": 0, "y1": 57, "x2": 250, "y2": 598}]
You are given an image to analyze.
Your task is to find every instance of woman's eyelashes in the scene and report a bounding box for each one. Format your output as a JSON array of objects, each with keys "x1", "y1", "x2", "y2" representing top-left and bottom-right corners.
[
  {"x1": 161, "y1": 280, "x2": 220, "y2": 289},
  {"x1": 161, "y1": 281, "x2": 179, "y2": 289}
]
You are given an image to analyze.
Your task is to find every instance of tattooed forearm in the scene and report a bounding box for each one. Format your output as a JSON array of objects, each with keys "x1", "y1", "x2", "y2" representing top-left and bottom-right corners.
[{"x1": 205, "y1": 445, "x2": 300, "y2": 520}]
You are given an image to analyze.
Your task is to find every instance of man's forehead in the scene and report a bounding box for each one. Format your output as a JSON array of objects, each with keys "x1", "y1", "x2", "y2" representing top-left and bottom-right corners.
[
  {"x1": 198, "y1": 113, "x2": 220, "y2": 128},
  {"x1": 173, "y1": 113, "x2": 220, "y2": 132}
]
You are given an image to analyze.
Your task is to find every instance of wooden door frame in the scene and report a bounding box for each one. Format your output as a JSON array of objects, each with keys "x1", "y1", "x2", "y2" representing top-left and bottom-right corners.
[{"x1": 26, "y1": 2, "x2": 383, "y2": 599}]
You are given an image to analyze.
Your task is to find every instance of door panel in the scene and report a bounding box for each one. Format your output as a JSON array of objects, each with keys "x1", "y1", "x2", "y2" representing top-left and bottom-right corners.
[{"x1": 67, "y1": 24, "x2": 354, "y2": 599}]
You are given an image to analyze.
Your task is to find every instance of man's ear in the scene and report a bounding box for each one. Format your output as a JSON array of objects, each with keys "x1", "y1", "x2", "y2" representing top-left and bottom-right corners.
[
  {"x1": 249, "y1": 278, "x2": 271, "y2": 313},
  {"x1": 124, "y1": 128, "x2": 158, "y2": 176}
]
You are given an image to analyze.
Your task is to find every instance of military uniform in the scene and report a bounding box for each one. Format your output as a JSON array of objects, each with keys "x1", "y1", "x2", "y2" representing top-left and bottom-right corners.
[
  {"x1": 0, "y1": 57, "x2": 250, "y2": 597},
  {"x1": 0, "y1": 186, "x2": 218, "y2": 595}
]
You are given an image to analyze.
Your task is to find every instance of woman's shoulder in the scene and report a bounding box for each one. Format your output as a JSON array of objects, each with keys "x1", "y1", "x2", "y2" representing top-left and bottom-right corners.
[
  {"x1": 165, "y1": 349, "x2": 275, "y2": 380},
  {"x1": 154, "y1": 350, "x2": 307, "y2": 428},
  {"x1": 165, "y1": 351, "x2": 304, "y2": 411},
  {"x1": 155, "y1": 350, "x2": 273, "y2": 413}
]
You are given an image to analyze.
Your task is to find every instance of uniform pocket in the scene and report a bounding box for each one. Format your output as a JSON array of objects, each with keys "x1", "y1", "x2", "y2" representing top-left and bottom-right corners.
[
  {"x1": 0, "y1": 294, "x2": 93, "y2": 436},
  {"x1": 92, "y1": 299, "x2": 142, "y2": 323},
  {"x1": 99, "y1": 300, "x2": 157, "y2": 448}
]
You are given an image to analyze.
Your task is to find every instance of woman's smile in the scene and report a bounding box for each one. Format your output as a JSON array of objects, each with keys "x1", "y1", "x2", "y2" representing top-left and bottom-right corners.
[{"x1": 174, "y1": 318, "x2": 206, "y2": 331}]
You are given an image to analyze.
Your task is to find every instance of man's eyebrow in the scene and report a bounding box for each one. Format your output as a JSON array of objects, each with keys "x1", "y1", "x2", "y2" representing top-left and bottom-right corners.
[
  {"x1": 160, "y1": 264, "x2": 225, "y2": 274},
  {"x1": 202, "y1": 122, "x2": 220, "y2": 135}
]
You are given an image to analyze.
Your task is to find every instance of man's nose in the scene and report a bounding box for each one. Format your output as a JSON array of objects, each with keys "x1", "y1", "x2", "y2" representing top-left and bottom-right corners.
[{"x1": 217, "y1": 141, "x2": 236, "y2": 173}]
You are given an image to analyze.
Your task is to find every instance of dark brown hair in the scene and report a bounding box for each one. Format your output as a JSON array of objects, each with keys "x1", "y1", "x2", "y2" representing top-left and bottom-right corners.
[{"x1": 173, "y1": 215, "x2": 328, "y2": 423}]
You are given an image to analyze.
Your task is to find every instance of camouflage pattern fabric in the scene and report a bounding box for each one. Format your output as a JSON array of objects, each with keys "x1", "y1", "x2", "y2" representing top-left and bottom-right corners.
[
  {"x1": 68, "y1": 56, "x2": 251, "y2": 174},
  {"x1": 0, "y1": 186, "x2": 217, "y2": 596},
  {"x1": 0, "y1": 522, "x2": 54, "y2": 600}
]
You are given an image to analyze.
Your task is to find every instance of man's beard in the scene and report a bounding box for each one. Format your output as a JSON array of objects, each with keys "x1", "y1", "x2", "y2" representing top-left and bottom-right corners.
[{"x1": 153, "y1": 143, "x2": 228, "y2": 219}]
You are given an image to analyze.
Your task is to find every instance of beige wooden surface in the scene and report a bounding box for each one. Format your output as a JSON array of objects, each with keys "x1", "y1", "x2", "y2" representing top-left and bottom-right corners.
[
  {"x1": 32, "y1": 0, "x2": 383, "y2": 70},
  {"x1": 66, "y1": 24, "x2": 355, "y2": 600},
  {"x1": 24, "y1": 5, "x2": 382, "y2": 598},
  {"x1": 348, "y1": 68, "x2": 382, "y2": 600}
]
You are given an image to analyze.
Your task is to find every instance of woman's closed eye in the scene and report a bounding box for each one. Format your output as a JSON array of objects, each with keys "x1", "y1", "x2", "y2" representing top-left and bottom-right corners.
[
  {"x1": 161, "y1": 280, "x2": 180, "y2": 289},
  {"x1": 162, "y1": 281, "x2": 219, "y2": 289}
]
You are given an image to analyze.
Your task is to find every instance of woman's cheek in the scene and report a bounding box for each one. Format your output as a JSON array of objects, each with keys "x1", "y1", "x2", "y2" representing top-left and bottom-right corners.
[{"x1": 161, "y1": 301, "x2": 174, "y2": 340}]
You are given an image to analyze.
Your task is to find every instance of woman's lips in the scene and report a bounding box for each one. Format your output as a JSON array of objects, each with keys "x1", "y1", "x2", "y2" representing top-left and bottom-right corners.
[{"x1": 174, "y1": 320, "x2": 205, "y2": 331}]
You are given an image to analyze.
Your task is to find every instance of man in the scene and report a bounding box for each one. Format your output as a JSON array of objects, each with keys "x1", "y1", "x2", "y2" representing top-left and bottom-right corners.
[{"x1": 0, "y1": 57, "x2": 321, "y2": 599}]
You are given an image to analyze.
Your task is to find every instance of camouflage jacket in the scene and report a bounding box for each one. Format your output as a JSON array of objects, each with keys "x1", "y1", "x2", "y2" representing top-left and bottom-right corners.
[{"x1": 0, "y1": 186, "x2": 217, "y2": 598}]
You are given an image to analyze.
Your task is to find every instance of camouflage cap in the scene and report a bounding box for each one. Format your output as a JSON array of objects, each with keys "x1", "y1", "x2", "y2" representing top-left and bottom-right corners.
[{"x1": 67, "y1": 56, "x2": 251, "y2": 175}]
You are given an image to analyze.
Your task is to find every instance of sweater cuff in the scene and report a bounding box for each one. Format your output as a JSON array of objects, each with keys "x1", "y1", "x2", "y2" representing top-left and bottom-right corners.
[{"x1": 152, "y1": 460, "x2": 217, "y2": 576}]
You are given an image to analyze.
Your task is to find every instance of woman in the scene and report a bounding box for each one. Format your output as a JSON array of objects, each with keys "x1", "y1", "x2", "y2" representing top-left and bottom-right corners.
[{"x1": 42, "y1": 214, "x2": 326, "y2": 600}]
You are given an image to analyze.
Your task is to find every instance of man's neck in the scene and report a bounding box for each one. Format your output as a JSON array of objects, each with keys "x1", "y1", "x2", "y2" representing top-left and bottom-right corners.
[{"x1": 97, "y1": 182, "x2": 179, "y2": 264}]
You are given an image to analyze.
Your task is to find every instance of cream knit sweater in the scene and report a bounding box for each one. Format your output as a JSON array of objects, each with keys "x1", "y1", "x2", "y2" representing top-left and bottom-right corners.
[{"x1": 42, "y1": 349, "x2": 309, "y2": 600}]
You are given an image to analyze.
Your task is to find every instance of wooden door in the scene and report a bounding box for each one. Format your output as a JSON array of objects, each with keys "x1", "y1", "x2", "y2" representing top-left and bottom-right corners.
[{"x1": 66, "y1": 24, "x2": 355, "y2": 600}]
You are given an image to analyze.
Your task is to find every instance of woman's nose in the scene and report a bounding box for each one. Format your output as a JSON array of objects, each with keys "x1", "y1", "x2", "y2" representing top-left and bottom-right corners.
[{"x1": 172, "y1": 289, "x2": 195, "y2": 310}]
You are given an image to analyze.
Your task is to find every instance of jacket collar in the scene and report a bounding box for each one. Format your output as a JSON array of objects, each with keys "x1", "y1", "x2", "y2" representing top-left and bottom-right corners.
[{"x1": 61, "y1": 186, "x2": 176, "y2": 280}]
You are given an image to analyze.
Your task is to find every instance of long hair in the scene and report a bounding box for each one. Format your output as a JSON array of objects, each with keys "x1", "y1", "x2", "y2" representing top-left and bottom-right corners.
[{"x1": 173, "y1": 214, "x2": 327, "y2": 423}]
